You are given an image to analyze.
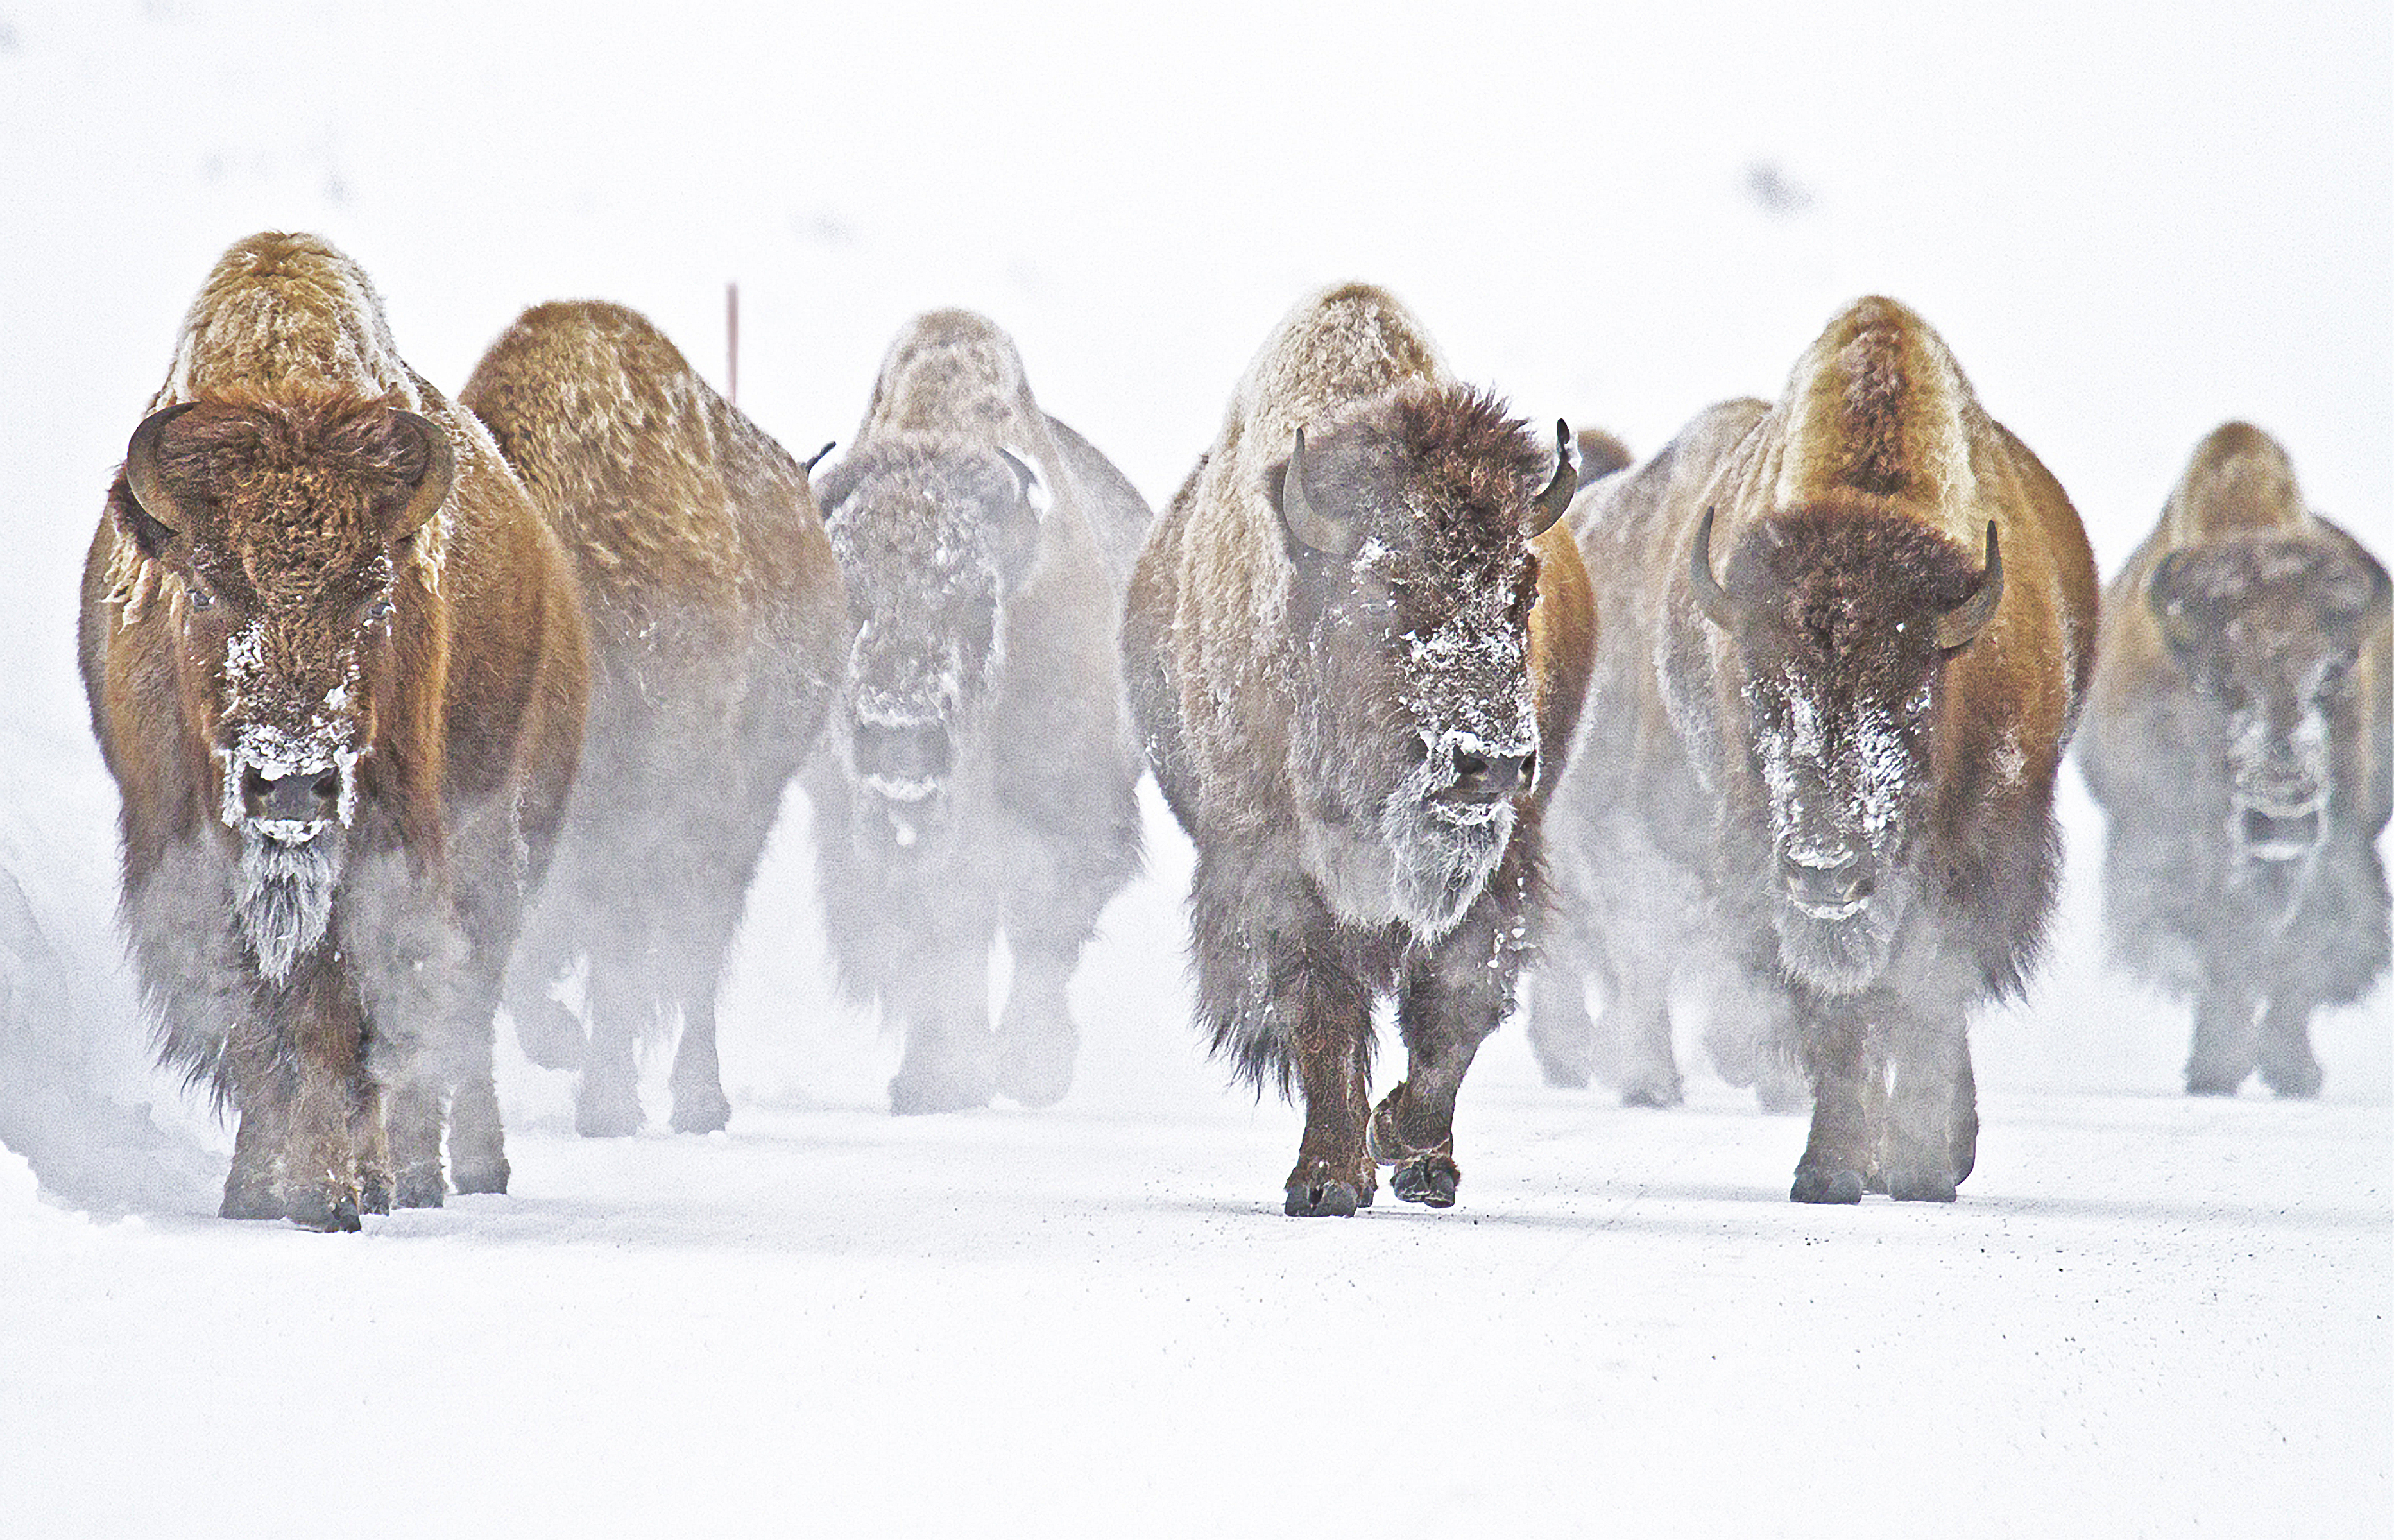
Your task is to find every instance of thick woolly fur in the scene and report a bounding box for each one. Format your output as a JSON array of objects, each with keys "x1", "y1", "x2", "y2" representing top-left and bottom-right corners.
[
  {"x1": 462, "y1": 300, "x2": 848, "y2": 1136},
  {"x1": 803, "y1": 309, "x2": 1148, "y2": 1115},
  {"x1": 2078, "y1": 424, "x2": 2391, "y2": 1097},
  {"x1": 78, "y1": 232, "x2": 592, "y2": 1228},
  {"x1": 1539, "y1": 295, "x2": 2096, "y2": 1204},
  {"x1": 1122, "y1": 282, "x2": 1594, "y2": 1214}
]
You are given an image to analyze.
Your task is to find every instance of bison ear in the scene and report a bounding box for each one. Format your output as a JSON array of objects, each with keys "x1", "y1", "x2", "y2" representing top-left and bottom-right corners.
[
  {"x1": 121, "y1": 402, "x2": 201, "y2": 556},
  {"x1": 995, "y1": 447, "x2": 1049, "y2": 588},
  {"x1": 382, "y1": 411, "x2": 456, "y2": 543},
  {"x1": 1527, "y1": 419, "x2": 1578, "y2": 538},
  {"x1": 1275, "y1": 427, "x2": 1359, "y2": 559}
]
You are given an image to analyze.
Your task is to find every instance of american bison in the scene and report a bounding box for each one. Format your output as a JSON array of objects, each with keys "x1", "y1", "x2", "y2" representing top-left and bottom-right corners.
[
  {"x1": 805, "y1": 310, "x2": 1149, "y2": 1113},
  {"x1": 2078, "y1": 423, "x2": 2390, "y2": 1096},
  {"x1": 463, "y1": 300, "x2": 849, "y2": 1134},
  {"x1": 80, "y1": 232, "x2": 590, "y2": 1228},
  {"x1": 1122, "y1": 282, "x2": 1593, "y2": 1215},
  {"x1": 1546, "y1": 296, "x2": 2096, "y2": 1202}
]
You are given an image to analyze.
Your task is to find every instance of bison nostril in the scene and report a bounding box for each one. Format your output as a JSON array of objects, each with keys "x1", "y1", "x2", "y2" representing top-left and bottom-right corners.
[
  {"x1": 1453, "y1": 751, "x2": 1491, "y2": 783},
  {"x1": 311, "y1": 772, "x2": 340, "y2": 804},
  {"x1": 1448, "y1": 751, "x2": 1527, "y2": 802},
  {"x1": 857, "y1": 721, "x2": 950, "y2": 782},
  {"x1": 243, "y1": 768, "x2": 339, "y2": 826}
]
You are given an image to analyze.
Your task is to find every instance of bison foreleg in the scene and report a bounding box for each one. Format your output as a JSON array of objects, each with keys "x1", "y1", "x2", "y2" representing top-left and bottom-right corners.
[
  {"x1": 1881, "y1": 1014, "x2": 1969, "y2": 1203},
  {"x1": 1373, "y1": 890, "x2": 1525, "y2": 1210},
  {"x1": 995, "y1": 945, "x2": 1079, "y2": 1110},
  {"x1": 2185, "y1": 988, "x2": 2260, "y2": 1096},
  {"x1": 2255, "y1": 996, "x2": 2323, "y2": 1099},
  {"x1": 1791, "y1": 1004, "x2": 1868, "y2": 1204}
]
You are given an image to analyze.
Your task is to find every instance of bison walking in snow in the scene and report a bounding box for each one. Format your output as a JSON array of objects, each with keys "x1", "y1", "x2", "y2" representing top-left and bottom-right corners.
[
  {"x1": 464, "y1": 300, "x2": 849, "y2": 1135},
  {"x1": 806, "y1": 310, "x2": 1149, "y2": 1113},
  {"x1": 80, "y1": 233, "x2": 590, "y2": 1228},
  {"x1": 2078, "y1": 423, "x2": 2390, "y2": 1096},
  {"x1": 1543, "y1": 296, "x2": 2096, "y2": 1202},
  {"x1": 1122, "y1": 282, "x2": 1592, "y2": 1216}
]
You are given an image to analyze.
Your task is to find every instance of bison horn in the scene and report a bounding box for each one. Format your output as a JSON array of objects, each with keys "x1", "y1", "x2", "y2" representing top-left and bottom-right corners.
[
  {"x1": 1689, "y1": 506, "x2": 1740, "y2": 629},
  {"x1": 997, "y1": 447, "x2": 1052, "y2": 515},
  {"x1": 1528, "y1": 419, "x2": 1578, "y2": 538},
  {"x1": 123, "y1": 402, "x2": 202, "y2": 537},
  {"x1": 388, "y1": 411, "x2": 456, "y2": 542},
  {"x1": 1279, "y1": 427, "x2": 1358, "y2": 559},
  {"x1": 1935, "y1": 522, "x2": 2004, "y2": 650},
  {"x1": 802, "y1": 441, "x2": 837, "y2": 475}
]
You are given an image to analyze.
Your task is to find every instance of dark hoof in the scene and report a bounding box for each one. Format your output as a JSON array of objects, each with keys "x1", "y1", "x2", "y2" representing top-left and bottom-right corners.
[
  {"x1": 2184, "y1": 1074, "x2": 2246, "y2": 1097},
  {"x1": 669, "y1": 1086, "x2": 733, "y2": 1134},
  {"x1": 1886, "y1": 1165, "x2": 1958, "y2": 1202},
  {"x1": 2259, "y1": 1056, "x2": 2323, "y2": 1100},
  {"x1": 1284, "y1": 1179, "x2": 1360, "y2": 1217},
  {"x1": 450, "y1": 1159, "x2": 509, "y2": 1196},
  {"x1": 995, "y1": 1023, "x2": 1077, "y2": 1109},
  {"x1": 888, "y1": 1064, "x2": 993, "y2": 1116},
  {"x1": 286, "y1": 1189, "x2": 363, "y2": 1233},
  {"x1": 574, "y1": 1084, "x2": 645, "y2": 1137},
  {"x1": 219, "y1": 1181, "x2": 285, "y2": 1223},
  {"x1": 1790, "y1": 1167, "x2": 1865, "y2": 1204},
  {"x1": 513, "y1": 998, "x2": 587, "y2": 1072},
  {"x1": 393, "y1": 1165, "x2": 447, "y2": 1209},
  {"x1": 1391, "y1": 1154, "x2": 1459, "y2": 1208},
  {"x1": 1620, "y1": 1076, "x2": 1684, "y2": 1109}
]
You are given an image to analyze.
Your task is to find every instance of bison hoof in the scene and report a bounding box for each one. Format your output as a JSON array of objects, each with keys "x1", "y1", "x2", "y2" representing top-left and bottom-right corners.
[
  {"x1": 219, "y1": 1181, "x2": 285, "y2": 1223},
  {"x1": 357, "y1": 1170, "x2": 393, "y2": 1216},
  {"x1": 1391, "y1": 1154, "x2": 1460, "y2": 1208},
  {"x1": 2259, "y1": 1054, "x2": 2322, "y2": 1100},
  {"x1": 1790, "y1": 1167, "x2": 1865, "y2": 1204},
  {"x1": 450, "y1": 1158, "x2": 509, "y2": 1196},
  {"x1": 574, "y1": 1083, "x2": 645, "y2": 1137},
  {"x1": 670, "y1": 1086, "x2": 732, "y2": 1134},
  {"x1": 393, "y1": 1165, "x2": 447, "y2": 1209},
  {"x1": 1885, "y1": 1165, "x2": 1958, "y2": 1203},
  {"x1": 1284, "y1": 1178, "x2": 1361, "y2": 1217},
  {"x1": 1620, "y1": 1075, "x2": 1684, "y2": 1110},
  {"x1": 888, "y1": 1063, "x2": 993, "y2": 1116},
  {"x1": 286, "y1": 1189, "x2": 363, "y2": 1233},
  {"x1": 995, "y1": 1024, "x2": 1077, "y2": 1110},
  {"x1": 2184, "y1": 1071, "x2": 2246, "y2": 1097}
]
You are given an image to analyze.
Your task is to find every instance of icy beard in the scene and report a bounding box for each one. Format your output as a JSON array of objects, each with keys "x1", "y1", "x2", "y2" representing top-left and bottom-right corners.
[
  {"x1": 1378, "y1": 774, "x2": 1515, "y2": 941},
  {"x1": 235, "y1": 826, "x2": 343, "y2": 983},
  {"x1": 1772, "y1": 868, "x2": 1905, "y2": 995},
  {"x1": 1753, "y1": 681, "x2": 1916, "y2": 995}
]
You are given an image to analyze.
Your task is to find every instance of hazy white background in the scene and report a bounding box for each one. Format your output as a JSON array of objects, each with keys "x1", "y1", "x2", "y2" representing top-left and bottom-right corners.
[{"x1": 1, "y1": 3, "x2": 2386, "y2": 1535}]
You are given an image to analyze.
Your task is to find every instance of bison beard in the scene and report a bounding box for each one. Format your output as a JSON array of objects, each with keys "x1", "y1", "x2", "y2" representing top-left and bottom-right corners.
[{"x1": 234, "y1": 829, "x2": 340, "y2": 984}]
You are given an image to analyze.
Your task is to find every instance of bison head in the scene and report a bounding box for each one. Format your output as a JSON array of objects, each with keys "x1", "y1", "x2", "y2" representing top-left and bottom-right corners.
[
  {"x1": 1692, "y1": 507, "x2": 2002, "y2": 991},
  {"x1": 1272, "y1": 386, "x2": 1575, "y2": 937},
  {"x1": 817, "y1": 440, "x2": 1044, "y2": 857},
  {"x1": 2149, "y1": 527, "x2": 2389, "y2": 882},
  {"x1": 117, "y1": 395, "x2": 451, "y2": 980}
]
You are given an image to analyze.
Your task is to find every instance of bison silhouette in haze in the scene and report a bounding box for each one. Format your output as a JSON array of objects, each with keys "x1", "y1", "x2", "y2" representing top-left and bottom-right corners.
[
  {"x1": 807, "y1": 310, "x2": 1149, "y2": 1113},
  {"x1": 2078, "y1": 423, "x2": 2390, "y2": 1097},
  {"x1": 1123, "y1": 282, "x2": 1592, "y2": 1216},
  {"x1": 80, "y1": 233, "x2": 590, "y2": 1228},
  {"x1": 465, "y1": 300, "x2": 848, "y2": 1135},
  {"x1": 1539, "y1": 296, "x2": 2096, "y2": 1202}
]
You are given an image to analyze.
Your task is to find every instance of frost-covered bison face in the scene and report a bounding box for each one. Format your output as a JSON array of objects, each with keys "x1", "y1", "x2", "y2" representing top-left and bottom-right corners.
[
  {"x1": 2151, "y1": 530, "x2": 2390, "y2": 880},
  {"x1": 1694, "y1": 508, "x2": 2002, "y2": 993},
  {"x1": 1273, "y1": 387, "x2": 1573, "y2": 937},
  {"x1": 817, "y1": 442, "x2": 1041, "y2": 857},
  {"x1": 116, "y1": 396, "x2": 451, "y2": 980}
]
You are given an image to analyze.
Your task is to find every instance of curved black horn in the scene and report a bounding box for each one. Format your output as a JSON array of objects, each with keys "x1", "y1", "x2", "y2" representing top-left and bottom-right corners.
[
  {"x1": 388, "y1": 411, "x2": 456, "y2": 542},
  {"x1": 123, "y1": 402, "x2": 201, "y2": 536},
  {"x1": 1279, "y1": 427, "x2": 1358, "y2": 558},
  {"x1": 1935, "y1": 521, "x2": 2004, "y2": 650},
  {"x1": 801, "y1": 441, "x2": 837, "y2": 475},
  {"x1": 1689, "y1": 506, "x2": 1738, "y2": 629},
  {"x1": 1528, "y1": 418, "x2": 1578, "y2": 538}
]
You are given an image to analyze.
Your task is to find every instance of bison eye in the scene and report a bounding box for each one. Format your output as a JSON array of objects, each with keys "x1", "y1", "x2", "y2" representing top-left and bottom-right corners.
[
  {"x1": 364, "y1": 596, "x2": 395, "y2": 626},
  {"x1": 186, "y1": 579, "x2": 216, "y2": 612}
]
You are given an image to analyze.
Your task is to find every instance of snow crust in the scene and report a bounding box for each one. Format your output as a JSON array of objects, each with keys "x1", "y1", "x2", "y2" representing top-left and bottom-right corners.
[{"x1": 0, "y1": 3, "x2": 2386, "y2": 1535}]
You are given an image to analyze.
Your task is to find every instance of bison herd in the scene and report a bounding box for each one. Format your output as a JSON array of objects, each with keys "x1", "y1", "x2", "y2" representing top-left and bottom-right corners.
[{"x1": 78, "y1": 232, "x2": 2389, "y2": 1229}]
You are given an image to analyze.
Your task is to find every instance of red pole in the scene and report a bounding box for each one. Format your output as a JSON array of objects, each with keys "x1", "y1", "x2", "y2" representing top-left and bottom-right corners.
[{"x1": 726, "y1": 280, "x2": 740, "y2": 406}]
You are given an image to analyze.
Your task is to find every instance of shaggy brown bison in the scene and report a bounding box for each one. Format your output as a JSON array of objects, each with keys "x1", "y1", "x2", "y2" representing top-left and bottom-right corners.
[
  {"x1": 1122, "y1": 282, "x2": 1593, "y2": 1216},
  {"x1": 805, "y1": 310, "x2": 1147, "y2": 1113},
  {"x1": 463, "y1": 301, "x2": 848, "y2": 1134},
  {"x1": 80, "y1": 233, "x2": 590, "y2": 1229},
  {"x1": 2078, "y1": 423, "x2": 2390, "y2": 1096},
  {"x1": 1543, "y1": 296, "x2": 2096, "y2": 1202}
]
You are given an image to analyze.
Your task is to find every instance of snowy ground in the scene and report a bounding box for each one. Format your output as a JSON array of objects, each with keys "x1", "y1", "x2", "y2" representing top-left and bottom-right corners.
[{"x1": 1, "y1": 4, "x2": 2388, "y2": 1536}]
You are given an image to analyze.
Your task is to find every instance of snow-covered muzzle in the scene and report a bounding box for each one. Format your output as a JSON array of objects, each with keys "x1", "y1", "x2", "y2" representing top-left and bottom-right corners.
[
  {"x1": 839, "y1": 606, "x2": 994, "y2": 856},
  {"x1": 1747, "y1": 665, "x2": 1933, "y2": 993}
]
